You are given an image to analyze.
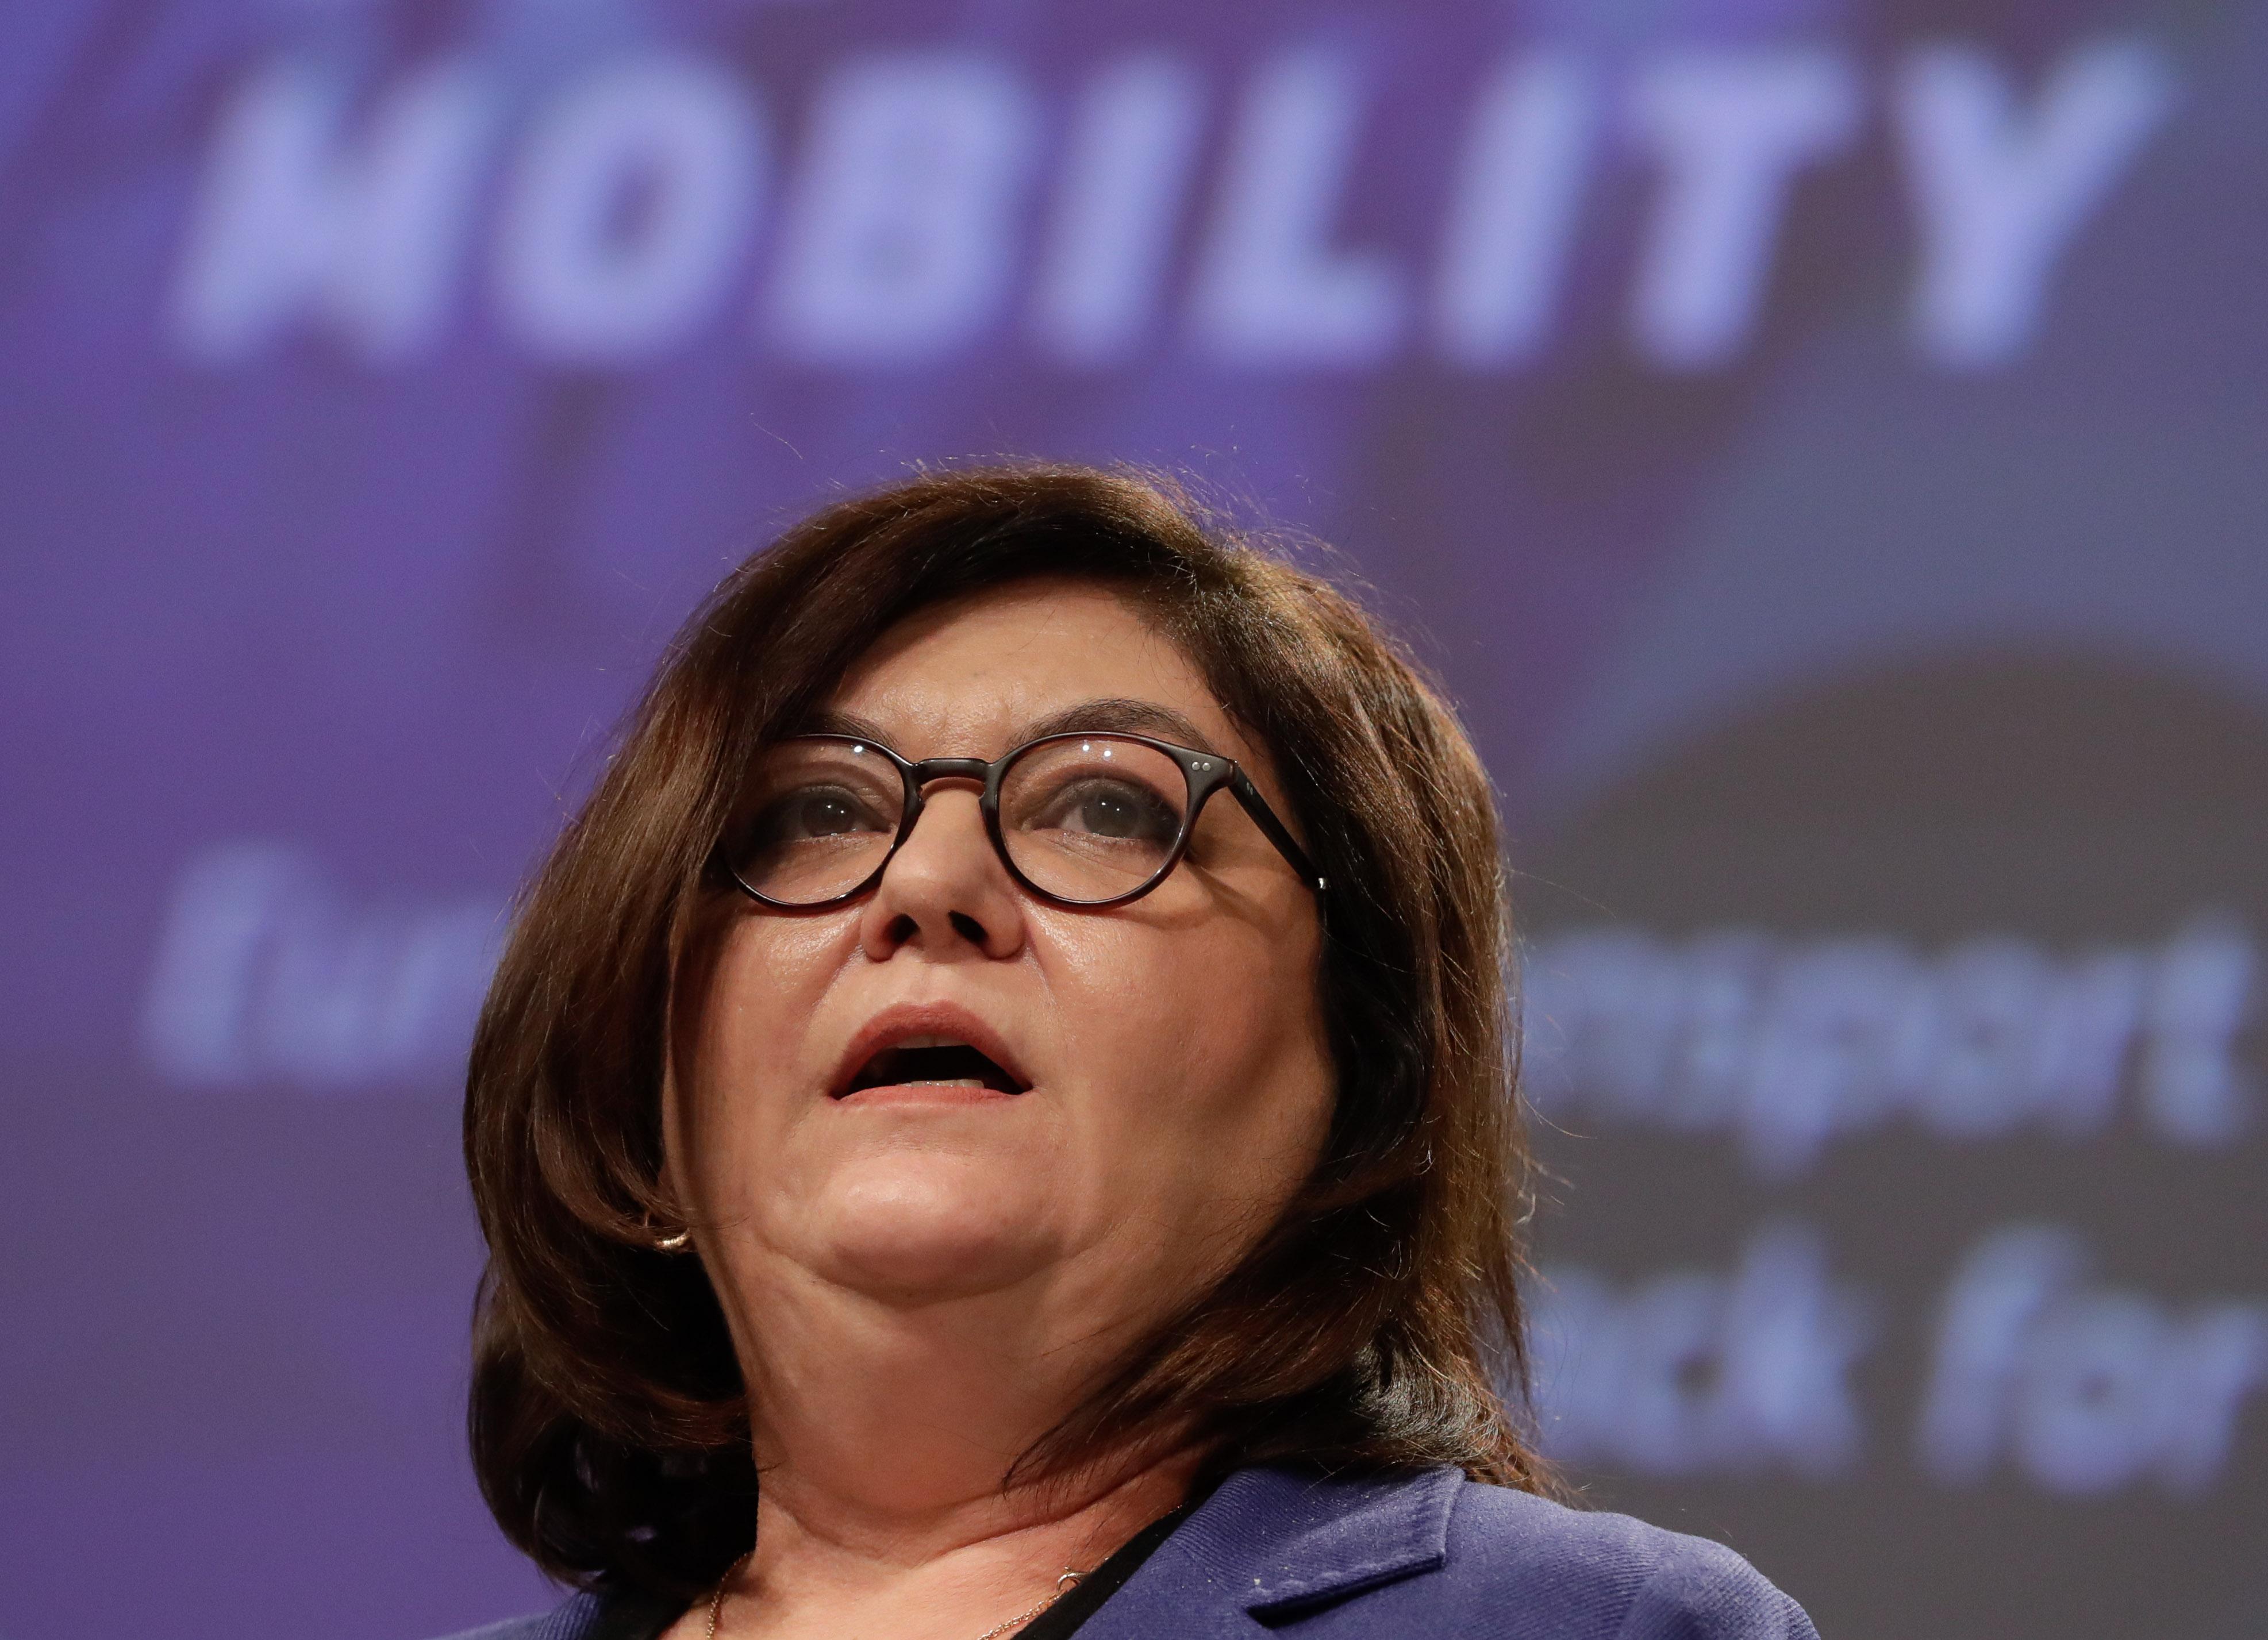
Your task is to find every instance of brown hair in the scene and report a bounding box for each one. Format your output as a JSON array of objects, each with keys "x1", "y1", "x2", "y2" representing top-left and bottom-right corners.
[{"x1": 464, "y1": 463, "x2": 1552, "y2": 1598}]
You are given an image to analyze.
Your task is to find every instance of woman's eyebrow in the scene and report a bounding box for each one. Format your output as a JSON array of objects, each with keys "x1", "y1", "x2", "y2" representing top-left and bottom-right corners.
[
  {"x1": 800, "y1": 707, "x2": 891, "y2": 742},
  {"x1": 794, "y1": 699, "x2": 1221, "y2": 754},
  {"x1": 1017, "y1": 698, "x2": 1220, "y2": 753}
]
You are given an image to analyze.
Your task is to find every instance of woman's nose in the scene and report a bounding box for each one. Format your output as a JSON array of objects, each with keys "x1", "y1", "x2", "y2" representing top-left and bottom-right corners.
[{"x1": 856, "y1": 786, "x2": 1026, "y2": 962}]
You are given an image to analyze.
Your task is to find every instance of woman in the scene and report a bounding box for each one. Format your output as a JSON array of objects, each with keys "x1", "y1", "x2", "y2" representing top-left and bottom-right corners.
[{"x1": 448, "y1": 465, "x2": 1817, "y2": 1640}]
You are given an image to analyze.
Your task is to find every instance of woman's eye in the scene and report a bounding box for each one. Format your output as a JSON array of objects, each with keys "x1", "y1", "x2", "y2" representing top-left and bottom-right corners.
[
  {"x1": 764, "y1": 786, "x2": 887, "y2": 841},
  {"x1": 1049, "y1": 780, "x2": 1179, "y2": 842}
]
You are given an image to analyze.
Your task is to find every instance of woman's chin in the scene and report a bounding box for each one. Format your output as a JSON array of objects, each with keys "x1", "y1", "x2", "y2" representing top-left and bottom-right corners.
[{"x1": 799, "y1": 1172, "x2": 1060, "y2": 1302}]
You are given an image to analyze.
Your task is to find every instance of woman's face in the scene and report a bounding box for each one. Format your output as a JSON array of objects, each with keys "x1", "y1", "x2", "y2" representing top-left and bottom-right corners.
[{"x1": 672, "y1": 579, "x2": 1332, "y2": 1348}]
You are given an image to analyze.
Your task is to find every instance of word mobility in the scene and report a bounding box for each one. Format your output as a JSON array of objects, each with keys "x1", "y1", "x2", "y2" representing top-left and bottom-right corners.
[{"x1": 171, "y1": 36, "x2": 2174, "y2": 373}]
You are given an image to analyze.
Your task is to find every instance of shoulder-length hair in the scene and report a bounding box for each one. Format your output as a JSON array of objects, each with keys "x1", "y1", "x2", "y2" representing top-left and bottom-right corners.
[{"x1": 465, "y1": 463, "x2": 1552, "y2": 1599}]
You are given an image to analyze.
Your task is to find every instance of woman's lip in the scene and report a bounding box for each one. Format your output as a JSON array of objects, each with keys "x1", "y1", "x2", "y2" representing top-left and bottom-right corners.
[
  {"x1": 834, "y1": 1080, "x2": 1024, "y2": 1107},
  {"x1": 828, "y1": 1000, "x2": 1035, "y2": 1100}
]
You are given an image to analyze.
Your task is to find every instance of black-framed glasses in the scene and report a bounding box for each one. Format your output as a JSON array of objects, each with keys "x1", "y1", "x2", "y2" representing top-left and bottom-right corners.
[{"x1": 717, "y1": 732, "x2": 1327, "y2": 910}]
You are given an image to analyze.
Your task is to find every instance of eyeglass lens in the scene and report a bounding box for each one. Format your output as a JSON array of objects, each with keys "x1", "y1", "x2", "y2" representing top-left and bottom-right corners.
[{"x1": 728, "y1": 736, "x2": 1194, "y2": 906}]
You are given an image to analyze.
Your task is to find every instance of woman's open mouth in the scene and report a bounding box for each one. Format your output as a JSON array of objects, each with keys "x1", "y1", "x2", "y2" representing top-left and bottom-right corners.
[{"x1": 839, "y1": 1034, "x2": 1029, "y2": 1098}]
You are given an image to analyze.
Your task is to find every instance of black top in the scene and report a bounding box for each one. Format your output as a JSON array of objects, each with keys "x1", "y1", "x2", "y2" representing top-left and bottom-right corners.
[
  {"x1": 586, "y1": 1501, "x2": 1193, "y2": 1640},
  {"x1": 1016, "y1": 1500, "x2": 1193, "y2": 1640}
]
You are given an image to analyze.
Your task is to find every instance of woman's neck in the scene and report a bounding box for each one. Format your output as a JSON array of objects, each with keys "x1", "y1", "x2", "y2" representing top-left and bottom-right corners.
[
  {"x1": 687, "y1": 1439, "x2": 1195, "y2": 1640},
  {"x1": 675, "y1": 1264, "x2": 1200, "y2": 1639}
]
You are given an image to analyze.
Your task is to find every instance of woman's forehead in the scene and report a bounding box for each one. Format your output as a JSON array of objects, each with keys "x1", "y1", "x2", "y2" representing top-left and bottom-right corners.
[{"x1": 822, "y1": 581, "x2": 1243, "y2": 757}]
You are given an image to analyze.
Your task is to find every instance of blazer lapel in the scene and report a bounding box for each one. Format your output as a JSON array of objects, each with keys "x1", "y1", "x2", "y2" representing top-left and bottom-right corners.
[{"x1": 1081, "y1": 1465, "x2": 1464, "y2": 1636}]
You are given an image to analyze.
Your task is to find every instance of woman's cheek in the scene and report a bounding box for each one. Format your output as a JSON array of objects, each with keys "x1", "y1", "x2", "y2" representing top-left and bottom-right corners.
[
  {"x1": 1143, "y1": 935, "x2": 1276, "y2": 1129},
  {"x1": 737, "y1": 911, "x2": 856, "y2": 1002},
  {"x1": 723, "y1": 914, "x2": 853, "y2": 1056}
]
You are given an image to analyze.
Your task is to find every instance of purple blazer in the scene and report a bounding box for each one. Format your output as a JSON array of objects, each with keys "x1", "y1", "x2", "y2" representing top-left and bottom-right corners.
[{"x1": 442, "y1": 1465, "x2": 1819, "y2": 1640}]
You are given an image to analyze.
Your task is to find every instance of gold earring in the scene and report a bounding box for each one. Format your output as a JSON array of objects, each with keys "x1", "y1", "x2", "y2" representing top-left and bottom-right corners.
[{"x1": 652, "y1": 1226, "x2": 694, "y2": 1253}]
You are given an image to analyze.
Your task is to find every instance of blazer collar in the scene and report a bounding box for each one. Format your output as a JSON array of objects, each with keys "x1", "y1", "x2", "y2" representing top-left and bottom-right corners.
[
  {"x1": 549, "y1": 1464, "x2": 1465, "y2": 1640},
  {"x1": 1087, "y1": 1464, "x2": 1464, "y2": 1633}
]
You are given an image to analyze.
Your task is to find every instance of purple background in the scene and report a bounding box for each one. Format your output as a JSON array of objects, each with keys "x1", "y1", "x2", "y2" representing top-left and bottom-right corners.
[{"x1": 3, "y1": 2, "x2": 2265, "y2": 1635}]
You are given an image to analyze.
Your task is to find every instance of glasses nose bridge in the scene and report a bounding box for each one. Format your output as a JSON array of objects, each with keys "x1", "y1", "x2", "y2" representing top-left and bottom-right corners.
[
  {"x1": 902, "y1": 753, "x2": 998, "y2": 794},
  {"x1": 893, "y1": 756, "x2": 1001, "y2": 865}
]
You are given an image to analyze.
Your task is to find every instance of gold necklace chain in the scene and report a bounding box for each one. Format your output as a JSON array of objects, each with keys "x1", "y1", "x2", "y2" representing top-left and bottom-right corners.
[
  {"x1": 702, "y1": 1553, "x2": 747, "y2": 1640},
  {"x1": 703, "y1": 1555, "x2": 1085, "y2": 1640}
]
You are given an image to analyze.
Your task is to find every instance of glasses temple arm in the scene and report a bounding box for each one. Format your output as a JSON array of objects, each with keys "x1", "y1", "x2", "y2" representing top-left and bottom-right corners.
[{"x1": 1227, "y1": 771, "x2": 1328, "y2": 894}]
